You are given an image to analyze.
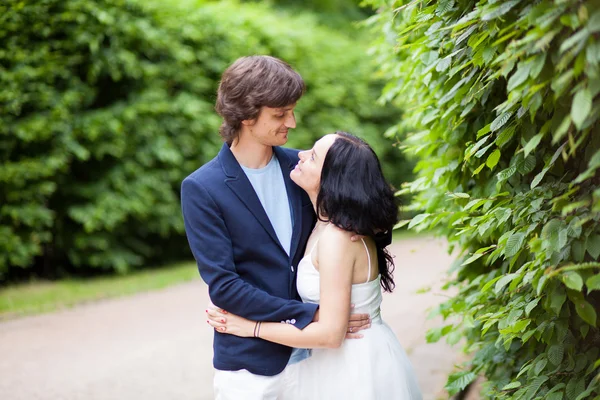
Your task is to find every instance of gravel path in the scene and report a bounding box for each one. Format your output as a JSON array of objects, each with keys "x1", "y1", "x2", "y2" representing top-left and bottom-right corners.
[{"x1": 0, "y1": 237, "x2": 462, "y2": 400}]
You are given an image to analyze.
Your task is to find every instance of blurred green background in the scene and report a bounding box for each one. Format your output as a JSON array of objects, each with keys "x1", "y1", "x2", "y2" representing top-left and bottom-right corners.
[{"x1": 0, "y1": 0, "x2": 414, "y2": 284}]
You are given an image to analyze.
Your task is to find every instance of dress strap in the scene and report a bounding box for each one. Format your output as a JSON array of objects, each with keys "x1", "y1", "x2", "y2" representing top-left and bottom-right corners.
[
  {"x1": 309, "y1": 238, "x2": 319, "y2": 255},
  {"x1": 360, "y1": 238, "x2": 371, "y2": 283}
]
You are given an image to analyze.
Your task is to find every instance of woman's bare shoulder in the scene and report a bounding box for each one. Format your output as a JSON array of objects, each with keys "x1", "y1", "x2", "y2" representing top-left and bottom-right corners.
[{"x1": 319, "y1": 224, "x2": 362, "y2": 252}]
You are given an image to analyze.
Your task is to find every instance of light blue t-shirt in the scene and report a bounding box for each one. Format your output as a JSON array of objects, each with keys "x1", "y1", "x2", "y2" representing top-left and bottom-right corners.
[
  {"x1": 241, "y1": 154, "x2": 310, "y2": 365},
  {"x1": 241, "y1": 155, "x2": 292, "y2": 255}
]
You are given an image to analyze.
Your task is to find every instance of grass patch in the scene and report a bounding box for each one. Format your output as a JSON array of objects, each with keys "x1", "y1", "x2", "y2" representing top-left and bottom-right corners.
[{"x1": 0, "y1": 261, "x2": 198, "y2": 319}]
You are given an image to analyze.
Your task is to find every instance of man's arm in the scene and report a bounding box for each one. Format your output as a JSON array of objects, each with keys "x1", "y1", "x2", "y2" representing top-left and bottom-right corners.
[
  {"x1": 208, "y1": 227, "x2": 366, "y2": 347},
  {"x1": 181, "y1": 177, "x2": 318, "y2": 329}
]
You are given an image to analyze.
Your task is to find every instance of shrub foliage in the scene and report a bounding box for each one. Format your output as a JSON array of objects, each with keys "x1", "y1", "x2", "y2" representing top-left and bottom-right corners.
[
  {"x1": 0, "y1": 0, "x2": 407, "y2": 279},
  {"x1": 365, "y1": 0, "x2": 600, "y2": 398}
]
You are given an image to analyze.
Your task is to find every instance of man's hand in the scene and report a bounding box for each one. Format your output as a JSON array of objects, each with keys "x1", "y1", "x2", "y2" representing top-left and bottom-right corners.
[
  {"x1": 349, "y1": 234, "x2": 366, "y2": 242},
  {"x1": 346, "y1": 304, "x2": 371, "y2": 339},
  {"x1": 350, "y1": 230, "x2": 391, "y2": 246}
]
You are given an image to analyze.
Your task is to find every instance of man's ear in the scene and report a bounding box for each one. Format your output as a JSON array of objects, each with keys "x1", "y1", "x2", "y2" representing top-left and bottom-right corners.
[{"x1": 241, "y1": 118, "x2": 256, "y2": 126}]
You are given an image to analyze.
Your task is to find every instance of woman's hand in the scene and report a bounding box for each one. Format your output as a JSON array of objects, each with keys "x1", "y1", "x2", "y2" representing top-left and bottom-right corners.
[{"x1": 206, "y1": 307, "x2": 256, "y2": 337}]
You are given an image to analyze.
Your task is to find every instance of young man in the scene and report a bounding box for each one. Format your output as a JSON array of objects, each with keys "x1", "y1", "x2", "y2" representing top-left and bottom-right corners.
[{"x1": 181, "y1": 56, "x2": 369, "y2": 399}]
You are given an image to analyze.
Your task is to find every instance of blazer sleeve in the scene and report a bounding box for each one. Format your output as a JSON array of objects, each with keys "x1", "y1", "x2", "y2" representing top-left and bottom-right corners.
[{"x1": 181, "y1": 177, "x2": 318, "y2": 329}]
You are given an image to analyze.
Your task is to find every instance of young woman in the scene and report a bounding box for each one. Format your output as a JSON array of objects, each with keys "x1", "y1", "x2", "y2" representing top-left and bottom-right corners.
[{"x1": 208, "y1": 132, "x2": 422, "y2": 399}]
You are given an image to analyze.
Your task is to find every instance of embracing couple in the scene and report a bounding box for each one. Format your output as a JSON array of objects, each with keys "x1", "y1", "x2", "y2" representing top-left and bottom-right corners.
[{"x1": 181, "y1": 56, "x2": 422, "y2": 400}]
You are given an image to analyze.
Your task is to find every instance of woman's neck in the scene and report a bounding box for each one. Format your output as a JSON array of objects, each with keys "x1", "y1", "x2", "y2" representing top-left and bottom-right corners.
[{"x1": 309, "y1": 193, "x2": 318, "y2": 214}]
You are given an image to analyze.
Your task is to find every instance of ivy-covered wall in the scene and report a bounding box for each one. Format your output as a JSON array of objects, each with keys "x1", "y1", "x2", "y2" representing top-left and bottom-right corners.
[{"x1": 365, "y1": 0, "x2": 600, "y2": 398}]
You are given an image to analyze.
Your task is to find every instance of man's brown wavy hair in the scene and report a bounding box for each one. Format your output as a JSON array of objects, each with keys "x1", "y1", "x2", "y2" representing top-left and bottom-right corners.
[{"x1": 215, "y1": 56, "x2": 305, "y2": 145}]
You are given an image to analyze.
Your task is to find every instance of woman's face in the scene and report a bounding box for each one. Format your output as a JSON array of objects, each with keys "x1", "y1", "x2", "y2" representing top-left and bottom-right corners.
[{"x1": 290, "y1": 134, "x2": 337, "y2": 195}]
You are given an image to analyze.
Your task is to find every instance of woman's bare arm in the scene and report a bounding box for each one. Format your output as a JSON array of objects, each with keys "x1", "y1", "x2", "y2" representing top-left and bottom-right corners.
[{"x1": 208, "y1": 226, "x2": 356, "y2": 348}]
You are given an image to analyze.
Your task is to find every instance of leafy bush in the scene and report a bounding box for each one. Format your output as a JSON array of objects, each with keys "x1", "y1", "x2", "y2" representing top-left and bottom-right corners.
[
  {"x1": 240, "y1": 0, "x2": 371, "y2": 28},
  {"x1": 0, "y1": 0, "x2": 408, "y2": 280},
  {"x1": 365, "y1": 0, "x2": 600, "y2": 398}
]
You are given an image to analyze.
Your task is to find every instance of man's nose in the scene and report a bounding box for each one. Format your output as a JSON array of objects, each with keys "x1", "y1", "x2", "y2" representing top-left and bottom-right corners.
[{"x1": 285, "y1": 112, "x2": 296, "y2": 128}]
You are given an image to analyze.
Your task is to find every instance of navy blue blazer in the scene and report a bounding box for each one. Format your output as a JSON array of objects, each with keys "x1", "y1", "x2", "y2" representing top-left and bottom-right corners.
[{"x1": 181, "y1": 143, "x2": 318, "y2": 376}]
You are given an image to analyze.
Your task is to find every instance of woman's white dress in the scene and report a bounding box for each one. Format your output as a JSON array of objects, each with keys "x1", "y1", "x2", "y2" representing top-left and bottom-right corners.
[{"x1": 294, "y1": 239, "x2": 423, "y2": 400}]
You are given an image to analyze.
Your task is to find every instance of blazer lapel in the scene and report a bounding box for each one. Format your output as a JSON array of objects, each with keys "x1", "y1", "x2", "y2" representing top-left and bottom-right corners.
[
  {"x1": 219, "y1": 144, "x2": 282, "y2": 250},
  {"x1": 273, "y1": 147, "x2": 303, "y2": 260}
]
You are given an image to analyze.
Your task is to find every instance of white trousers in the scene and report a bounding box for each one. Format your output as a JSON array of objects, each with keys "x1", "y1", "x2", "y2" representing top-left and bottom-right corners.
[{"x1": 213, "y1": 362, "x2": 301, "y2": 400}]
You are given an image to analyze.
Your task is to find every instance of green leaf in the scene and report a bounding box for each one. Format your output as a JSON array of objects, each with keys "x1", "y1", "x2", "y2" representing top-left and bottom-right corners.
[
  {"x1": 586, "y1": 234, "x2": 600, "y2": 259},
  {"x1": 436, "y1": 0, "x2": 455, "y2": 16},
  {"x1": 575, "y1": 149, "x2": 600, "y2": 184},
  {"x1": 546, "y1": 392, "x2": 564, "y2": 400},
  {"x1": 562, "y1": 272, "x2": 584, "y2": 291},
  {"x1": 462, "y1": 252, "x2": 484, "y2": 266},
  {"x1": 537, "y1": 274, "x2": 549, "y2": 296},
  {"x1": 475, "y1": 143, "x2": 494, "y2": 158},
  {"x1": 530, "y1": 54, "x2": 547, "y2": 78},
  {"x1": 552, "y1": 115, "x2": 571, "y2": 144},
  {"x1": 575, "y1": 388, "x2": 595, "y2": 400},
  {"x1": 502, "y1": 381, "x2": 522, "y2": 390},
  {"x1": 464, "y1": 199, "x2": 488, "y2": 211},
  {"x1": 586, "y1": 274, "x2": 600, "y2": 292},
  {"x1": 575, "y1": 300, "x2": 597, "y2": 326},
  {"x1": 548, "y1": 344, "x2": 564, "y2": 366},
  {"x1": 512, "y1": 318, "x2": 531, "y2": 333},
  {"x1": 560, "y1": 28, "x2": 590, "y2": 54},
  {"x1": 486, "y1": 149, "x2": 501, "y2": 169},
  {"x1": 477, "y1": 123, "x2": 491, "y2": 138},
  {"x1": 448, "y1": 192, "x2": 470, "y2": 199},
  {"x1": 482, "y1": 276, "x2": 502, "y2": 293},
  {"x1": 472, "y1": 163, "x2": 486, "y2": 175},
  {"x1": 445, "y1": 371, "x2": 476, "y2": 395},
  {"x1": 466, "y1": 135, "x2": 491, "y2": 159},
  {"x1": 507, "y1": 62, "x2": 531, "y2": 91},
  {"x1": 551, "y1": 288, "x2": 567, "y2": 316},
  {"x1": 525, "y1": 375, "x2": 549, "y2": 398},
  {"x1": 547, "y1": 383, "x2": 567, "y2": 397},
  {"x1": 566, "y1": 378, "x2": 585, "y2": 400},
  {"x1": 572, "y1": 240, "x2": 586, "y2": 262},
  {"x1": 542, "y1": 219, "x2": 562, "y2": 250},
  {"x1": 534, "y1": 358, "x2": 548, "y2": 375},
  {"x1": 571, "y1": 88, "x2": 592, "y2": 129},
  {"x1": 408, "y1": 213, "x2": 430, "y2": 229},
  {"x1": 491, "y1": 111, "x2": 513, "y2": 132},
  {"x1": 495, "y1": 126, "x2": 516, "y2": 147},
  {"x1": 581, "y1": 324, "x2": 589, "y2": 339},
  {"x1": 524, "y1": 133, "x2": 543, "y2": 157},
  {"x1": 531, "y1": 167, "x2": 549, "y2": 189},
  {"x1": 495, "y1": 273, "x2": 518, "y2": 294},
  {"x1": 589, "y1": 10, "x2": 600, "y2": 32},
  {"x1": 517, "y1": 154, "x2": 536, "y2": 174},
  {"x1": 567, "y1": 217, "x2": 582, "y2": 238},
  {"x1": 425, "y1": 324, "x2": 453, "y2": 343},
  {"x1": 481, "y1": 0, "x2": 519, "y2": 21},
  {"x1": 497, "y1": 165, "x2": 517, "y2": 181},
  {"x1": 505, "y1": 232, "x2": 526, "y2": 257},
  {"x1": 525, "y1": 298, "x2": 540, "y2": 316}
]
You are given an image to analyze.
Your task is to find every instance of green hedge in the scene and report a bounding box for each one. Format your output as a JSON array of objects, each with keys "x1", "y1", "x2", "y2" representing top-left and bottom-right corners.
[
  {"x1": 366, "y1": 0, "x2": 600, "y2": 398},
  {"x1": 0, "y1": 0, "x2": 408, "y2": 280}
]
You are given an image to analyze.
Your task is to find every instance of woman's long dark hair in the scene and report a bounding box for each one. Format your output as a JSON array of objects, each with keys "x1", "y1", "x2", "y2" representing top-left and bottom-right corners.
[{"x1": 316, "y1": 132, "x2": 398, "y2": 292}]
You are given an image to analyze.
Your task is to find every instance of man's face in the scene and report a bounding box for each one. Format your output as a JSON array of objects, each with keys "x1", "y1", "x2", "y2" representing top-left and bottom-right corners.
[{"x1": 243, "y1": 104, "x2": 297, "y2": 147}]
